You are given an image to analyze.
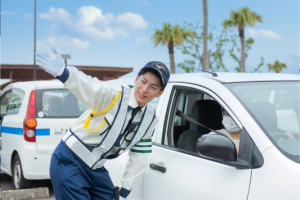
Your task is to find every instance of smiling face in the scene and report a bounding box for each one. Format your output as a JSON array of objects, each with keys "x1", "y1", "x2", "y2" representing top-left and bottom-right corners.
[{"x1": 134, "y1": 72, "x2": 164, "y2": 107}]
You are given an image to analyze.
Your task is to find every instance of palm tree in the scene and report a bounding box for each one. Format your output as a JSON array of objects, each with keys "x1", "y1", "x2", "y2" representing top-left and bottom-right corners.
[
  {"x1": 152, "y1": 23, "x2": 194, "y2": 74},
  {"x1": 223, "y1": 7, "x2": 262, "y2": 72},
  {"x1": 267, "y1": 61, "x2": 287, "y2": 73},
  {"x1": 202, "y1": 0, "x2": 209, "y2": 71}
]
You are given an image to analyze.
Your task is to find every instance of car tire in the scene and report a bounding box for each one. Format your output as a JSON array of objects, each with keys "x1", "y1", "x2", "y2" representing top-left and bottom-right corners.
[{"x1": 12, "y1": 154, "x2": 32, "y2": 189}]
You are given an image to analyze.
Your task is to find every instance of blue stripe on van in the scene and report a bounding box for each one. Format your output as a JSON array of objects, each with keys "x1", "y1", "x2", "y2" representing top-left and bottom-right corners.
[
  {"x1": 36, "y1": 129, "x2": 50, "y2": 136},
  {"x1": 1, "y1": 126, "x2": 23, "y2": 135},
  {"x1": 1, "y1": 126, "x2": 50, "y2": 136}
]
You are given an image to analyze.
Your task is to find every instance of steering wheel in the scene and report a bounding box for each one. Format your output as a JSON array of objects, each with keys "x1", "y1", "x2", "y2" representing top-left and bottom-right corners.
[{"x1": 269, "y1": 131, "x2": 289, "y2": 142}]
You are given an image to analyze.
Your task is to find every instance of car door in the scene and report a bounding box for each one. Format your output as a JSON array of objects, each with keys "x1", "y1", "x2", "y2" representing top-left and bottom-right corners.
[
  {"x1": 0, "y1": 88, "x2": 13, "y2": 154},
  {"x1": 35, "y1": 88, "x2": 87, "y2": 155},
  {"x1": 1, "y1": 87, "x2": 27, "y2": 175},
  {"x1": 143, "y1": 83, "x2": 252, "y2": 200},
  {"x1": 105, "y1": 96, "x2": 162, "y2": 200}
]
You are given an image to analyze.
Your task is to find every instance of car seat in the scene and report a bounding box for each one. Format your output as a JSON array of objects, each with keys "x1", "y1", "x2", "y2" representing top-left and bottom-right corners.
[
  {"x1": 62, "y1": 93, "x2": 82, "y2": 116},
  {"x1": 177, "y1": 100, "x2": 224, "y2": 152}
]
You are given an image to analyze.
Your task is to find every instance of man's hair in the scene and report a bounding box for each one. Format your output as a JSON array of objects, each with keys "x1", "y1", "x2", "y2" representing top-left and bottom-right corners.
[{"x1": 138, "y1": 68, "x2": 165, "y2": 91}]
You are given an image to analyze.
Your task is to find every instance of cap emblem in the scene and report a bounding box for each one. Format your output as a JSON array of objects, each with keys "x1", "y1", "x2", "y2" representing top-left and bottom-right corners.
[{"x1": 153, "y1": 63, "x2": 168, "y2": 75}]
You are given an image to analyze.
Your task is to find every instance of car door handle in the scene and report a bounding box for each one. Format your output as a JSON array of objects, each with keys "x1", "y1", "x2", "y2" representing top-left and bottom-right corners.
[{"x1": 150, "y1": 163, "x2": 166, "y2": 173}]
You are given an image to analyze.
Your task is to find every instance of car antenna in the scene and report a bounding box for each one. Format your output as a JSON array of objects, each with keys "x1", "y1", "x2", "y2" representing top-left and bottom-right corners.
[
  {"x1": 77, "y1": 52, "x2": 85, "y2": 70},
  {"x1": 196, "y1": 68, "x2": 218, "y2": 77}
]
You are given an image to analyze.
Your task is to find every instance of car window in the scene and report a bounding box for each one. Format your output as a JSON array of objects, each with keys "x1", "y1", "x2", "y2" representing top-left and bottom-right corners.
[
  {"x1": 7, "y1": 88, "x2": 25, "y2": 115},
  {"x1": 164, "y1": 87, "x2": 226, "y2": 153},
  {"x1": 226, "y1": 82, "x2": 299, "y2": 163},
  {"x1": 35, "y1": 89, "x2": 87, "y2": 118},
  {"x1": 0, "y1": 90, "x2": 12, "y2": 115}
]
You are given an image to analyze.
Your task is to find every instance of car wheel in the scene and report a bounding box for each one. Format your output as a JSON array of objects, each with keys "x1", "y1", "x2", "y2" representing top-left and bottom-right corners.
[{"x1": 12, "y1": 154, "x2": 32, "y2": 189}]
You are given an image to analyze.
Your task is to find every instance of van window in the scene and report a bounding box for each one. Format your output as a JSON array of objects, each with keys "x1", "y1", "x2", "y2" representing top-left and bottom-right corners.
[
  {"x1": 7, "y1": 88, "x2": 25, "y2": 115},
  {"x1": 0, "y1": 90, "x2": 12, "y2": 124},
  {"x1": 0, "y1": 91, "x2": 11, "y2": 115},
  {"x1": 36, "y1": 89, "x2": 87, "y2": 118}
]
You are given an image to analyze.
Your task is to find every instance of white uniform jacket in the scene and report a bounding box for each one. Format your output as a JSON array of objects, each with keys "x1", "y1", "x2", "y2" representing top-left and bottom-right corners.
[{"x1": 58, "y1": 66, "x2": 158, "y2": 197}]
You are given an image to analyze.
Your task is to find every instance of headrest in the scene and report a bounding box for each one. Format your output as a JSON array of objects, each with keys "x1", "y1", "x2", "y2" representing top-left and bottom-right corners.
[
  {"x1": 63, "y1": 93, "x2": 79, "y2": 109},
  {"x1": 190, "y1": 100, "x2": 224, "y2": 133}
]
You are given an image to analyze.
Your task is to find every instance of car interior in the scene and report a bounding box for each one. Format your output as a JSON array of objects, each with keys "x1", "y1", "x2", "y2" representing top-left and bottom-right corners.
[
  {"x1": 36, "y1": 89, "x2": 87, "y2": 118},
  {"x1": 62, "y1": 93, "x2": 83, "y2": 116},
  {"x1": 168, "y1": 89, "x2": 225, "y2": 153}
]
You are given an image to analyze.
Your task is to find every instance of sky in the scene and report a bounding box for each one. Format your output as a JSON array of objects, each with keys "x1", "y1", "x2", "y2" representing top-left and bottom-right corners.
[{"x1": 1, "y1": 0, "x2": 299, "y2": 83}]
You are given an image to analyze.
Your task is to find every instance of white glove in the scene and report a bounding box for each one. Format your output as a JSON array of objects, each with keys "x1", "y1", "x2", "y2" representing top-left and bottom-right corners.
[{"x1": 35, "y1": 49, "x2": 65, "y2": 77}]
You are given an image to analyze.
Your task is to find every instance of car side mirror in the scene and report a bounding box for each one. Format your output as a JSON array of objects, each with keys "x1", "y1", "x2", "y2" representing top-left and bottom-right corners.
[{"x1": 196, "y1": 134, "x2": 237, "y2": 161}]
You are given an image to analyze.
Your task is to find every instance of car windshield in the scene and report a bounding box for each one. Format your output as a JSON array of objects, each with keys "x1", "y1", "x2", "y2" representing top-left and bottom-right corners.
[
  {"x1": 36, "y1": 89, "x2": 87, "y2": 118},
  {"x1": 225, "y1": 82, "x2": 299, "y2": 163}
]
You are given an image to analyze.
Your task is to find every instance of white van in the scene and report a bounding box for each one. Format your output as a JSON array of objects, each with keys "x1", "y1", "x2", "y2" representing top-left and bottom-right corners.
[{"x1": 0, "y1": 80, "x2": 87, "y2": 189}]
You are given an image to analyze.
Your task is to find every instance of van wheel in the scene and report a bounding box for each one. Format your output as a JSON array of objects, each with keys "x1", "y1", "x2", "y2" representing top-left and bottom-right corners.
[{"x1": 12, "y1": 154, "x2": 32, "y2": 189}]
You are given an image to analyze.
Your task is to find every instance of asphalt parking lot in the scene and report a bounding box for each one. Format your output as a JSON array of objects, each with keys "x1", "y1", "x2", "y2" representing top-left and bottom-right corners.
[{"x1": 1, "y1": 172, "x2": 55, "y2": 200}]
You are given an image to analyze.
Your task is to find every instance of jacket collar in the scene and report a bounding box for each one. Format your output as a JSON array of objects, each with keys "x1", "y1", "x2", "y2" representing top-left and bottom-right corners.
[{"x1": 128, "y1": 86, "x2": 146, "y2": 112}]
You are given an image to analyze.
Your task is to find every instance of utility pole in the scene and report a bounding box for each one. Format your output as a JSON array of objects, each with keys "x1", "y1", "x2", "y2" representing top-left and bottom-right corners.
[
  {"x1": 33, "y1": 0, "x2": 36, "y2": 80},
  {"x1": 202, "y1": 0, "x2": 209, "y2": 71}
]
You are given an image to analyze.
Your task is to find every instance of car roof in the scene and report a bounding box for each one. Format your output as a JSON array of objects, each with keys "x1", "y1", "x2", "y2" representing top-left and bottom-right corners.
[
  {"x1": 10, "y1": 80, "x2": 64, "y2": 89},
  {"x1": 169, "y1": 72, "x2": 299, "y2": 84},
  {"x1": 4, "y1": 72, "x2": 299, "y2": 91}
]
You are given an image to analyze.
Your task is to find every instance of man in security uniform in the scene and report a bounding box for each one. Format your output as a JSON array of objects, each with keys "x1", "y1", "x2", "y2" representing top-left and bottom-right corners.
[{"x1": 35, "y1": 49, "x2": 170, "y2": 200}]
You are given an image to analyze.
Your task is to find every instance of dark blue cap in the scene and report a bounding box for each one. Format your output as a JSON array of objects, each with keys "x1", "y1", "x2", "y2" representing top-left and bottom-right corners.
[{"x1": 142, "y1": 61, "x2": 170, "y2": 86}]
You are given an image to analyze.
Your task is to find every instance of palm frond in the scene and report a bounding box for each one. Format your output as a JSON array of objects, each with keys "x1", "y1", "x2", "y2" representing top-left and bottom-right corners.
[{"x1": 152, "y1": 22, "x2": 195, "y2": 48}]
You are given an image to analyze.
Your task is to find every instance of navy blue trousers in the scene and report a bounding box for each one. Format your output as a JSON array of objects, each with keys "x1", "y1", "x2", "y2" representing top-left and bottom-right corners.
[{"x1": 50, "y1": 141, "x2": 114, "y2": 200}]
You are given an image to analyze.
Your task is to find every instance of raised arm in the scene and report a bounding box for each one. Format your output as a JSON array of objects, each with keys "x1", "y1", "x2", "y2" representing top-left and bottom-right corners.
[{"x1": 35, "y1": 49, "x2": 116, "y2": 111}]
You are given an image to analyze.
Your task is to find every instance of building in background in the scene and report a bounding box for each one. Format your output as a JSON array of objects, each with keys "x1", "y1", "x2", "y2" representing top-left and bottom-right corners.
[{"x1": 1, "y1": 64, "x2": 133, "y2": 89}]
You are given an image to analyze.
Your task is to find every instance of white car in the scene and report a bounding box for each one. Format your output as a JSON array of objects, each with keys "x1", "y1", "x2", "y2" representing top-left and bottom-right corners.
[
  {"x1": 1, "y1": 73, "x2": 299, "y2": 200},
  {"x1": 0, "y1": 80, "x2": 87, "y2": 189},
  {"x1": 105, "y1": 73, "x2": 300, "y2": 200}
]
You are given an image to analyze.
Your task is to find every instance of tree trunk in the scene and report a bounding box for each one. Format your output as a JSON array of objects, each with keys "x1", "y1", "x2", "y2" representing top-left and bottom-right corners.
[
  {"x1": 239, "y1": 27, "x2": 246, "y2": 72},
  {"x1": 169, "y1": 49, "x2": 175, "y2": 74},
  {"x1": 202, "y1": 0, "x2": 209, "y2": 71}
]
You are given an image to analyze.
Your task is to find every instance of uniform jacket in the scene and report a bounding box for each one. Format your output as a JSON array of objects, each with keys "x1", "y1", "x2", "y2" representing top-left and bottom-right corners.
[{"x1": 58, "y1": 66, "x2": 159, "y2": 197}]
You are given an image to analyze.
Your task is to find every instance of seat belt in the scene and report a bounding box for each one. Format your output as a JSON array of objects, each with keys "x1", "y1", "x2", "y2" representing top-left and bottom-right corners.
[{"x1": 176, "y1": 110, "x2": 228, "y2": 137}]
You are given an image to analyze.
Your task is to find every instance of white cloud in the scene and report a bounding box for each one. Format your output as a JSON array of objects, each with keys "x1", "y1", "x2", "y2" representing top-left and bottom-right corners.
[
  {"x1": 39, "y1": 7, "x2": 71, "y2": 23},
  {"x1": 136, "y1": 36, "x2": 150, "y2": 43},
  {"x1": 39, "y1": 6, "x2": 147, "y2": 40},
  {"x1": 23, "y1": 13, "x2": 33, "y2": 18},
  {"x1": 76, "y1": 6, "x2": 114, "y2": 27},
  {"x1": 37, "y1": 36, "x2": 90, "y2": 52},
  {"x1": 117, "y1": 12, "x2": 147, "y2": 30},
  {"x1": 245, "y1": 29, "x2": 282, "y2": 39},
  {"x1": 74, "y1": 6, "x2": 120, "y2": 40},
  {"x1": 2, "y1": 11, "x2": 16, "y2": 15}
]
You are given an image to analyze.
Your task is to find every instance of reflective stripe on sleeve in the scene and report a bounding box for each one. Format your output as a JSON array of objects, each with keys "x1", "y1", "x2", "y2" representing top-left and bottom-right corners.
[
  {"x1": 130, "y1": 140, "x2": 152, "y2": 153},
  {"x1": 130, "y1": 149, "x2": 152, "y2": 153},
  {"x1": 131, "y1": 146, "x2": 152, "y2": 151}
]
